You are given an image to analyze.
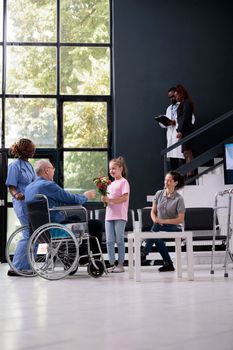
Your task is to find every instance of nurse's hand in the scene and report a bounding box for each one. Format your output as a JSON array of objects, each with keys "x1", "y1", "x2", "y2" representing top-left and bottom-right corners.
[{"x1": 14, "y1": 192, "x2": 25, "y2": 200}]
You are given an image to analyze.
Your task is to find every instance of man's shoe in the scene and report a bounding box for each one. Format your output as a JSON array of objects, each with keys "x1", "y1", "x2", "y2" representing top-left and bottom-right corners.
[{"x1": 158, "y1": 263, "x2": 175, "y2": 272}]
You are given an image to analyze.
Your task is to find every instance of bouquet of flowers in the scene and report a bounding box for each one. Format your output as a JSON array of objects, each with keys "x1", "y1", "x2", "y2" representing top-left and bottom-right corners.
[{"x1": 93, "y1": 176, "x2": 111, "y2": 205}]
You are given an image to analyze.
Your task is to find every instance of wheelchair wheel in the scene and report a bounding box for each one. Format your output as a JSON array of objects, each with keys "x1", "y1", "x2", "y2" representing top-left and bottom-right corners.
[
  {"x1": 88, "y1": 259, "x2": 104, "y2": 278},
  {"x1": 28, "y1": 223, "x2": 79, "y2": 280},
  {"x1": 5, "y1": 225, "x2": 37, "y2": 277}
]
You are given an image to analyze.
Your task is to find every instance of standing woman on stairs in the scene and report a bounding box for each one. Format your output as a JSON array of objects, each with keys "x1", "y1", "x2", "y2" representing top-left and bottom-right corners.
[
  {"x1": 5, "y1": 138, "x2": 36, "y2": 276},
  {"x1": 175, "y1": 84, "x2": 195, "y2": 174}
]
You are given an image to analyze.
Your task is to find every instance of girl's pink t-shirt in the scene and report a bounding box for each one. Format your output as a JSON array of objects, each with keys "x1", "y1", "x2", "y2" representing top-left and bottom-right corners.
[{"x1": 105, "y1": 177, "x2": 130, "y2": 221}]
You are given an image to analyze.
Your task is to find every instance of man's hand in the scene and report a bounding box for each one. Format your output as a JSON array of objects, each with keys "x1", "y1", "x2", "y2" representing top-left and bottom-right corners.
[{"x1": 84, "y1": 189, "x2": 96, "y2": 200}]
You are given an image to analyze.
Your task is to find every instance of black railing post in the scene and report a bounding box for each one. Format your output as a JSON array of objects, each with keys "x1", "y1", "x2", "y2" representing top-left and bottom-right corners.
[
  {"x1": 160, "y1": 109, "x2": 233, "y2": 178},
  {"x1": 164, "y1": 154, "x2": 168, "y2": 175}
]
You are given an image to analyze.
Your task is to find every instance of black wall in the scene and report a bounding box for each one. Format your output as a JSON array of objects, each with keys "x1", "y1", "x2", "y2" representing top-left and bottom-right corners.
[{"x1": 112, "y1": 0, "x2": 233, "y2": 209}]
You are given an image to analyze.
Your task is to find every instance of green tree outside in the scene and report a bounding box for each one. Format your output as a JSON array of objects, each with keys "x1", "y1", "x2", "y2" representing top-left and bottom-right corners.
[{"x1": 3, "y1": 0, "x2": 111, "y2": 195}]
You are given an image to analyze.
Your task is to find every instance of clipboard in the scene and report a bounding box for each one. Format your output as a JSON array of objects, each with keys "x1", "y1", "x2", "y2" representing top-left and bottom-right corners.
[{"x1": 154, "y1": 115, "x2": 172, "y2": 127}]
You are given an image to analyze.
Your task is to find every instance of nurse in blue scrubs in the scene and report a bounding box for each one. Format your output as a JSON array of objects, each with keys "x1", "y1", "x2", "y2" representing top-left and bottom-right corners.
[{"x1": 6, "y1": 138, "x2": 36, "y2": 276}]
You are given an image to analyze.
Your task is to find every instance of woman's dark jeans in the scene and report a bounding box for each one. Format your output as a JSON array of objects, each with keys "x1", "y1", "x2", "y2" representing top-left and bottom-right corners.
[{"x1": 143, "y1": 223, "x2": 182, "y2": 264}]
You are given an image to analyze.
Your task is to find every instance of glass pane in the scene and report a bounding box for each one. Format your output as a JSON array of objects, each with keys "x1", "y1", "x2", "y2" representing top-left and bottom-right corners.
[
  {"x1": 64, "y1": 152, "x2": 108, "y2": 198},
  {"x1": 0, "y1": 98, "x2": 2, "y2": 145},
  {"x1": 7, "y1": 159, "x2": 15, "y2": 202},
  {"x1": 6, "y1": 46, "x2": 56, "y2": 94},
  {"x1": 0, "y1": 1, "x2": 3, "y2": 42},
  {"x1": 63, "y1": 102, "x2": 108, "y2": 148},
  {"x1": 60, "y1": 0, "x2": 110, "y2": 43},
  {"x1": 60, "y1": 47, "x2": 110, "y2": 95},
  {"x1": 7, "y1": 0, "x2": 56, "y2": 42},
  {"x1": 5, "y1": 98, "x2": 57, "y2": 148},
  {"x1": 7, "y1": 157, "x2": 51, "y2": 202},
  {"x1": 7, "y1": 208, "x2": 21, "y2": 242},
  {"x1": 0, "y1": 46, "x2": 2, "y2": 93}
]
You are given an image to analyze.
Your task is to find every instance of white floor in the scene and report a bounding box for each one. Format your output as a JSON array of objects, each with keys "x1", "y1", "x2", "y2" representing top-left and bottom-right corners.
[{"x1": 1, "y1": 262, "x2": 233, "y2": 350}]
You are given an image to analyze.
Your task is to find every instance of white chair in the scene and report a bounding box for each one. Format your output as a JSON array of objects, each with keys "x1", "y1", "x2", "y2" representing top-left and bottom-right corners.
[{"x1": 127, "y1": 208, "x2": 194, "y2": 282}]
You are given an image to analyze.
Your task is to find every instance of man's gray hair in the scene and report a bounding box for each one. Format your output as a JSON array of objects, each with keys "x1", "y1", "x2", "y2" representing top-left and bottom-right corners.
[{"x1": 34, "y1": 159, "x2": 51, "y2": 175}]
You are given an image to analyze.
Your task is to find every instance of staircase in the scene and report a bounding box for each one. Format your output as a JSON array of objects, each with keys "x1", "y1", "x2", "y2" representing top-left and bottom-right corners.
[
  {"x1": 161, "y1": 108, "x2": 233, "y2": 184},
  {"x1": 147, "y1": 160, "x2": 233, "y2": 265}
]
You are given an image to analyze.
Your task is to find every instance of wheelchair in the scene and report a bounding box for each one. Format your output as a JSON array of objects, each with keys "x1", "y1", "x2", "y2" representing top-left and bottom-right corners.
[{"x1": 6, "y1": 195, "x2": 107, "y2": 280}]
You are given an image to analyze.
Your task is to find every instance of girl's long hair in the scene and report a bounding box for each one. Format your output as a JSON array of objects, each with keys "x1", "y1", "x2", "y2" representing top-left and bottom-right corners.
[{"x1": 110, "y1": 156, "x2": 128, "y2": 179}]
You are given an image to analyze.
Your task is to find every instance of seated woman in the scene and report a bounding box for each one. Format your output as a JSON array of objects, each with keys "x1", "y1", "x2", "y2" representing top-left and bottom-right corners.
[{"x1": 141, "y1": 171, "x2": 185, "y2": 272}]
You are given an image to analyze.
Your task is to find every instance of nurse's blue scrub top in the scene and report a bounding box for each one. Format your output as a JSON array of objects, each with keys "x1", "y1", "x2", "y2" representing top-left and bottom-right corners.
[{"x1": 5, "y1": 159, "x2": 36, "y2": 219}]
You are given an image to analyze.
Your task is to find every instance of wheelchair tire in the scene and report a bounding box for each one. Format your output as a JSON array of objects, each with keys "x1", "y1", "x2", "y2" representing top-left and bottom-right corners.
[
  {"x1": 5, "y1": 225, "x2": 37, "y2": 277},
  {"x1": 68, "y1": 266, "x2": 79, "y2": 275},
  {"x1": 88, "y1": 259, "x2": 104, "y2": 278},
  {"x1": 28, "y1": 223, "x2": 79, "y2": 280}
]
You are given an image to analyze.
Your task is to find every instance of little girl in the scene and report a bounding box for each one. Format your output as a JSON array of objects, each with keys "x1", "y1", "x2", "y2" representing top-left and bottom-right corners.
[{"x1": 101, "y1": 156, "x2": 130, "y2": 273}]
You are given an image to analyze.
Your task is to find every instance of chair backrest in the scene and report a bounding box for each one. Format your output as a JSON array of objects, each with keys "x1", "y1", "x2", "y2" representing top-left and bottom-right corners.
[
  {"x1": 83, "y1": 201, "x2": 104, "y2": 219},
  {"x1": 137, "y1": 208, "x2": 152, "y2": 231},
  {"x1": 94, "y1": 208, "x2": 135, "y2": 232},
  {"x1": 94, "y1": 208, "x2": 106, "y2": 223},
  {"x1": 184, "y1": 207, "x2": 220, "y2": 238},
  {"x1": 184, "y1": 207, "x2": 214, "y2": 230},
  {"x1": 125, "y1": 209, "x2": 135, "y2": 231},
  {"x1": 27, "y1": 195, "x2": 50, "y2": 233}
]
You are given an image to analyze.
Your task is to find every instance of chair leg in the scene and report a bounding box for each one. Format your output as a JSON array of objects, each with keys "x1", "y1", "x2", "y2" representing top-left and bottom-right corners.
[
  {"x1": 175, "y1": 238, "x2": 182, "y2": 278},
  {"x1": 186, "y1": 235, "x2": 194, "y2": 280},
  {"x1": 135, "y1": 235, "x2": 141, "y2": 282},
  {"x1": 128, "y1": 235, "x2": 134, "y2": 279}
]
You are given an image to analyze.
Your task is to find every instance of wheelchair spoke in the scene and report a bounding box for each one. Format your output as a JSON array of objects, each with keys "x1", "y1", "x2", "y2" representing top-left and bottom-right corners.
[{"x1": 28, "y1": 224, "x2": 79, "y2": 280}]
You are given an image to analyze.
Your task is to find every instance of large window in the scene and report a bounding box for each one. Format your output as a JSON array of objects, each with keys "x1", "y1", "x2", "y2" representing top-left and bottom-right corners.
[
  {"x1": 0, "y1": 0, "x2": 112, "y2": 255},
  {"x1": 5, "y1": 98, "x2": 57, "y2": 147},
  {"x1": 1, "y1": 0, "x2": 111, "y2": 191}
]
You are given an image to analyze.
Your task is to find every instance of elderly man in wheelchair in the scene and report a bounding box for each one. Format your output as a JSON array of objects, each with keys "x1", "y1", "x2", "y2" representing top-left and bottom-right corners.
[{"x1": 6, "y1": 159, "x2": 107, "y2": 280}]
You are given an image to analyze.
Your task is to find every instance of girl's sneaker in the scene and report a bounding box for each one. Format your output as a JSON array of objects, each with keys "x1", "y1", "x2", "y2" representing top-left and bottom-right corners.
[
  {"x1": 112, "y1": 265, "x2": 124, "y2": 273},
  {"x1": 107, "y1": 265, "x2": 116, "y2": 272}
]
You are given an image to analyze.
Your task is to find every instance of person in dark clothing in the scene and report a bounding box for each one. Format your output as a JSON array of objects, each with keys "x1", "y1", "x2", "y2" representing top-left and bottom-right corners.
[{"x1": 175, "y1": 84, "x2": 195, "y2": 168}]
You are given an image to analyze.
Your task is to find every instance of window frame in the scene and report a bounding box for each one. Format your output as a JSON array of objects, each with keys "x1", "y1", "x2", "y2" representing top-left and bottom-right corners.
[{"x1": 0, "y1": 0, "x2": 113, "y2": 262}]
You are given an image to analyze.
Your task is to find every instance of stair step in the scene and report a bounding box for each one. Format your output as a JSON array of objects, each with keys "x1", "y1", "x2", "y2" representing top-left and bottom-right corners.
[
  {"x1": 198, "y1": 163, "x2": 223, "y2": 177},
  {"x1": 214, "y1": 157, "x2": 223, "y2": 164}
]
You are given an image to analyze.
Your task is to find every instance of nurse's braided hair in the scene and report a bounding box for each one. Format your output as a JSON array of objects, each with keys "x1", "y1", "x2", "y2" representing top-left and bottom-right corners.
[
  {"x1": 110, "y1": 156, "x2": 128, "y2": 179},
  {"x1": 9, "y1": 138, "x2": 34, "y2": 158}
]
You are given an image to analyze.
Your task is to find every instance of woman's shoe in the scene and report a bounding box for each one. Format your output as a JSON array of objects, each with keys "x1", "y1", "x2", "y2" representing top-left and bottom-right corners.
[
  {"x1": 7, "y1": 269, "x2": 19, "y2": 276},
  {"x1": 158, "y1": 263, "x2": 175, "y2": 272},
  {"x1": 7, "y1": 269, "x2": 34, "y2": 276}
]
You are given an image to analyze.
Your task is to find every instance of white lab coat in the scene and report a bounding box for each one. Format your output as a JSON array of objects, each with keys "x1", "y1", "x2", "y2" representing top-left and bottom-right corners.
[{"x1": 166, "y1": 103, "x2": 184, "y2": 159}]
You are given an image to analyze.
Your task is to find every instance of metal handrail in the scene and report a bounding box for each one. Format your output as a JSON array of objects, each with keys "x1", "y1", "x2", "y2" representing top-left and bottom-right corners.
[
  {"x1": 161, "y1": 108, "x2": 233, "y2": 155},
  {"x1": 161, "y1": 108, "x2": 233, "y2": 175}
]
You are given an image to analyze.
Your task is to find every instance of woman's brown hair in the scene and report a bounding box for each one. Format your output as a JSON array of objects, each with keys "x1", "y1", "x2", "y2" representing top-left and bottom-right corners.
[
  {"x1": 175, "y1": 84, "x2": 194, "y2": 112},
  {"x1": 167, "y1": 171, "x2": 184, "y2": 190},
  {"x1": 9, "y1": 138, "x2": 35, "y2": 159}
]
